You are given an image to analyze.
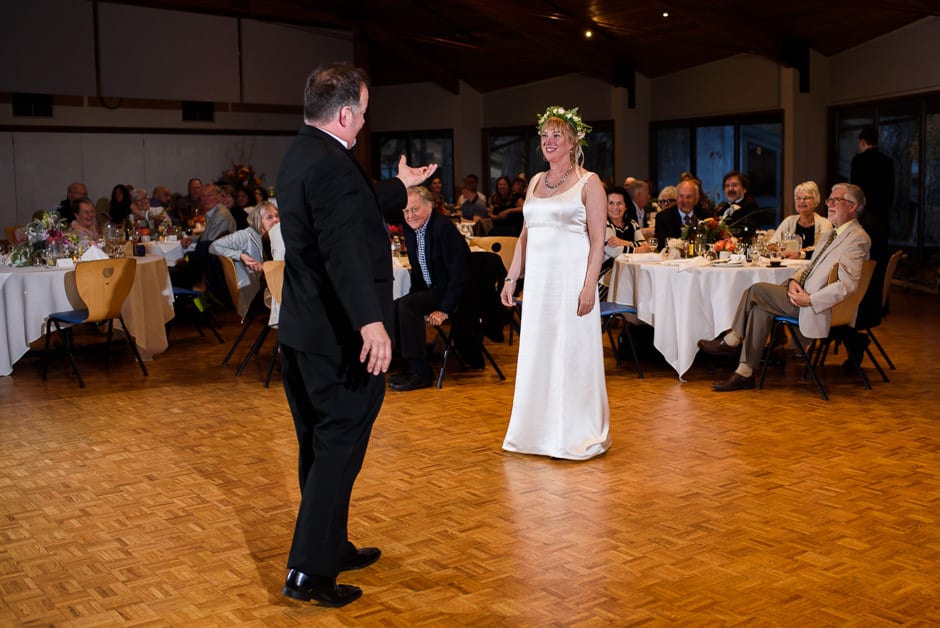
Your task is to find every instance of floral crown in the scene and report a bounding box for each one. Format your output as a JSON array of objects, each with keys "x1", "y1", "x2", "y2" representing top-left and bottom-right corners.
[{"x1": 536, "y1": 106, "x2": 592, "y2": 147}]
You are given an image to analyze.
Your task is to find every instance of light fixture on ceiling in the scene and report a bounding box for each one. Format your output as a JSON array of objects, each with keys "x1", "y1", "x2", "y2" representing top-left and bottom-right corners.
[
  {"x1": 662, "y1": 11, "x2": 670, "y2": 18},
  {"x1": 584, "y1": 29, "x2": 594, "y2": 39}
]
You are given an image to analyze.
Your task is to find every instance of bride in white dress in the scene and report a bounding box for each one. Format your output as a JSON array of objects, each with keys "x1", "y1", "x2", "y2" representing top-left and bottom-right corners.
[{"x1": 500, "y1": 106, "x2": 611, "y2": 460}]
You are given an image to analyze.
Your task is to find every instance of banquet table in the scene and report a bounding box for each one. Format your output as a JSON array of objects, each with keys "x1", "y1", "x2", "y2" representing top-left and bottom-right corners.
[
  {"x1": 608, "y1": 254, "x2": 806, "y2": 378},
  {"x1": 0, "y1": 255, "x2": 176, "y2": 376}
]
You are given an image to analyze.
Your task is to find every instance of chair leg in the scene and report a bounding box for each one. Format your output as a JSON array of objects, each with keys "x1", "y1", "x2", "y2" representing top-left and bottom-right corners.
[
  {"x1": 236, "y1": 325, "x2": 270, "y2": 377},
  {"x1": 264, "y1": 338, "x2": 279, "y2": 388},
  {"x1": 119, "y1": 316, "x2": 149, "y2": 377},
  {"x1": 104, "y1": 320, "x2": 114, "y2": 370},
  {"x1": 864, "y1": 344, "x2": 889, "y2": 383},
  {"x1": 221, "y1": 316, "x2": 255, "y2": 366},
  {"x1": 789, "y1": 323, "x2": 827, "y2": 400},
  {"x1": 867, "y1": 329, "x2": 895, "y2": 370},
  {"x1": 756, "y1": 321, "x2": 778, "y2": 391},
  {"x1": 436, "y1": 334, "x2": 451, "y2": 389},
  {"x1": 47, "y1": 320, "x2": 85, "y2": 388},
  {"x1": 618, "y1": 322, "x2": 643, "y2": 379},
  {"x1": 480, "y1": 342, "x2": 505, "y2": 381}
]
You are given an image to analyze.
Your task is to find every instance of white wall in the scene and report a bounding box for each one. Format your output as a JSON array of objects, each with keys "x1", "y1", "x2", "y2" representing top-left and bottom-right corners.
[
  {"x1": 651, "y1": 55, "x2": 782, "y2": 120},
  {"x1": 830, "y1": 17, "x2": 940, "y2": 105}
]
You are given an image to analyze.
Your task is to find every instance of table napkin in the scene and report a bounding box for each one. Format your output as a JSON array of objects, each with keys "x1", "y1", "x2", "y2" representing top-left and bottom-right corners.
[
  {"x1": 80, "y1": 246, "x2": 110, "y2": 261},
  {"x1": 621, "y1": 252, "x2": 662, "y2": 263},
  {"x1": 663, "y1": 257, "x2": 710, "y2": 272}
]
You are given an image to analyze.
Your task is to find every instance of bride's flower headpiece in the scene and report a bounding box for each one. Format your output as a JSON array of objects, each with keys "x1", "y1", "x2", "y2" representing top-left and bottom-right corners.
[{"x1": 537, "y1": 106, "x2": 592, "y2": 147}]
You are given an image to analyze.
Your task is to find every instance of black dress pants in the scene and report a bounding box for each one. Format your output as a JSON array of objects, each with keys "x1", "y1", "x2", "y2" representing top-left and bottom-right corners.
[{"x1": 279, "y1": 344, "x2": 385, "y2": 577}]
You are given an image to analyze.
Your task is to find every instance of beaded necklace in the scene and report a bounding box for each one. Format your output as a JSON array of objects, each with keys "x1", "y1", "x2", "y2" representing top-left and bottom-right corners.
[{"x1": 544, "y1": 165, "x2": 573, "y2": 191}]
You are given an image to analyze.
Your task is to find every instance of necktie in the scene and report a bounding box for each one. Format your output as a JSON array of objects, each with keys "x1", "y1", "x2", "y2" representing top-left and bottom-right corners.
[
  {"x1": 798, "y1": 229, "x2": 837, "y2": 287},
  {"x1": 416, "y1": 229, "x2": 432, "y2": 287},
  {"x1": 683, "y1": 214, "x2": 692, "y2": 226}
]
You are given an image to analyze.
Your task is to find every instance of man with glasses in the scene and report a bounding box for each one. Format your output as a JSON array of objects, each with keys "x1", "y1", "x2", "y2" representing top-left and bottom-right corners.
[
  {"x1": 697, "y1": 183, "x2": 871, "y2": 391},
  {"x1": 389, "y1": 185, "x2": 470, "y2": 391}
]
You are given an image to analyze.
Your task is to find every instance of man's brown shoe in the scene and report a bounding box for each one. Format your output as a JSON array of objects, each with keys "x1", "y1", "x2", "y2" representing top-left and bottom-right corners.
[
  {"x1": 698, "y1": 337, "x2": 740, "y2": 358},
  {"x1": 712, "y1": 373, "x2": 755, "y2": 392}
]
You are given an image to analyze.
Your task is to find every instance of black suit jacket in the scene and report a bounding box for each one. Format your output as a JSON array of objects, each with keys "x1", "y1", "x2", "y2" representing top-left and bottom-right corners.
[
  {"x1": 715, "y1": 195, "x2": 761, "y2": 236},
  {"x1": 402, "y1": 212, "x2": 469, "y2": 315},
  {"x1": 276, "y1": 125, "x2": 406, "y2": 357},
  {"x1": 654, "y1": 207, "x2": 698, "y2": 249}
]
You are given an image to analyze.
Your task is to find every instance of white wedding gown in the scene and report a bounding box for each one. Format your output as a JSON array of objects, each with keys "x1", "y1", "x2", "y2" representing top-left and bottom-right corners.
[{"x1": 502, "y1": 172, "x2": 611, "y2": 460}]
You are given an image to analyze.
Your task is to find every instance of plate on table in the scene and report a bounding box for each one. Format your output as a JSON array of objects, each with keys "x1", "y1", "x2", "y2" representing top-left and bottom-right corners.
[{"x1": 712, "y1": 260, "x2": 743, "y2": 267}]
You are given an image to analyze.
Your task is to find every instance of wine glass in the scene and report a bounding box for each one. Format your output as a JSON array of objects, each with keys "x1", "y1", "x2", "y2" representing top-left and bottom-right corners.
[{"x1": 646, "y1": 237, "x2": 658, "y2": 254}]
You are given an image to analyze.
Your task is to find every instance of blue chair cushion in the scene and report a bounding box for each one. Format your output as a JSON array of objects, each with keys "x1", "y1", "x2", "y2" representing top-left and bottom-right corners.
[
  {"x1": 600, "y1": 302, "x2": 637, "y2": 317},
  {"x1": 49, "y1": 309, "x2": 89, "y2": 325},
  {"x1": 173, "y1": 287, "x2": 202, "y2": 297},
  {"x1": 775, "y1": 315, "x2": 799, "y2": 325}
]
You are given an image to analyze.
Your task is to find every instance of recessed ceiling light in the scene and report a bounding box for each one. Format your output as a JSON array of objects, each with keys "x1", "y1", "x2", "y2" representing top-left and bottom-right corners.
[
  {"x1": 662, "y1": 11, "x2": 670, "y2": 18},
  {"x1": 584, "y1": 29, "x2": 593, "y2": 39}
]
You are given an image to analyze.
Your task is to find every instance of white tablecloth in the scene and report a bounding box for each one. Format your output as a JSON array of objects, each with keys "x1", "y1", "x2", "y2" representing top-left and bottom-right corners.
[
  {"x1": 267, "y1": 258, "x2": 412, "y2": 327},
  {"x1": 146, "y1": 241, "x2": 185, "y2": 266},
  {"x1": 608, "y1": 255, "x2": 805, "y2": 378},
  {"x1": 0, "y1": 255, "x2": 175, "y2": 376}
]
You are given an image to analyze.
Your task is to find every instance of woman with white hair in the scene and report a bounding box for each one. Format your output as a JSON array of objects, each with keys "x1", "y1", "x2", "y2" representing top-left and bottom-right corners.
[
  {"x1": 771, "y1": 181, "x2": 832, "y2": 259},
  {"x1": 209, "y1": 200, "x2": 280, "y2": 317}
]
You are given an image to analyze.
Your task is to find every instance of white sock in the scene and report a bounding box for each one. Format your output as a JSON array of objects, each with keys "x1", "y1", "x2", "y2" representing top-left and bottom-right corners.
[
  {"x1": 735, "y1": 364, "x2": 753, "y2": 377},
  {"x1": 723, "y1": 331, "x2": 741, "y2": 347}
]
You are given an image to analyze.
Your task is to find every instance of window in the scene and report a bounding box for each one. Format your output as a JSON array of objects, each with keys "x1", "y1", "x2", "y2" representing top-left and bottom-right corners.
[
  {"x1": 372, "y1": 130, "x2": 454, "y2": 201},
  {"x1": 831, "y1": 94, "x2": 940, "y2": 257},
  {"x1": 483, "y1": 121, "x2": 614, "y2": 193},
  {"x1": 653, "y1": 113, "x2": 783, "y2": 226}
]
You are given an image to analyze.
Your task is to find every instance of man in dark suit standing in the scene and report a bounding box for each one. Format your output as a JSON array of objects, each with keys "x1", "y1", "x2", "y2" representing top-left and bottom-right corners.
[
  {"x1": 390, "y1": 185, "x2": 470, "y2": 391},
  {"x1": 275, "y1": 63, "x2": 436, "y2": 608},
  {"x1": 851, "y1": 124, "x2": 895, "y2": 339},
  {"x1": 653, "y1": 179, "x2": 701, "y2": 250}
]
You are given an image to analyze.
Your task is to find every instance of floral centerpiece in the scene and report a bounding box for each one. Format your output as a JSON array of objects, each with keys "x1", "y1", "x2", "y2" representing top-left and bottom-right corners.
[
  {"x1": 216, "y1": 162, "x2": 264, "y2": 194},
  {"x1": 682, "y1": 217, "x2": 735, "y2": 249},
  {"x1": 9, "y1": 211, "x2": 81, "y2": 267}
]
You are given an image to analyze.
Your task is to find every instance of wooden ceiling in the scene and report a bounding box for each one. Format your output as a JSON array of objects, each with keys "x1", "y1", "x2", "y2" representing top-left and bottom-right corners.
[{"x1": 120, "y1": 0, "x2": 939, "y2": 93}]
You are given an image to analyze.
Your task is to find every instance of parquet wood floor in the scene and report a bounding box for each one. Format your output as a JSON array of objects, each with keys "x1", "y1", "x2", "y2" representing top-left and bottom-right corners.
[{"x1": 1, "y1": 288, "x2": 938, "y2": 626}]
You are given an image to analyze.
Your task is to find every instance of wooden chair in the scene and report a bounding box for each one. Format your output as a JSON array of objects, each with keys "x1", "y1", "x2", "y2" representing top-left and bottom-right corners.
[
  {"x1": 857, "y1": 249, "x2": 904, "y2": 372},
  {"x1": 218, "y1": 255, "x2": 265, "y2": 367},
  {"x1": 599, "y1": 302, "x2": 643, "y2": 378},
  {"x1": 758, "y1": 260, "x2": 877, "y2": 400},
  {"x1": 258, "y1": 260, "x2": 285, "y2": 387},
  {"x1": 42, "y1": 258, "x2": 148, "y2": 388},
  {"x1": 432, "y1": 318, "x2": 505, "y2": 389},
  {"x1": 469, "y1": 236, "x2": 516, "y2": 277},
  {"x1": 5, "y1": 224, "x2": 23, "y2": 245}
]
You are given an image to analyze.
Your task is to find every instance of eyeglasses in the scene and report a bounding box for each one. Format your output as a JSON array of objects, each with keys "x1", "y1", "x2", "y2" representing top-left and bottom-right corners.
[
  {"x1": 402, "y1": 206, "x2": 424, "y2": 215},
  {"x1": 794, "y1": 196, "x2": 815, "y2": 202},
  {"x1": 825, "y1": 197, "x2": 855, "y2": 206},
  {"x1": 659, "y1": 199, "x2": 676, "y2": 205}
]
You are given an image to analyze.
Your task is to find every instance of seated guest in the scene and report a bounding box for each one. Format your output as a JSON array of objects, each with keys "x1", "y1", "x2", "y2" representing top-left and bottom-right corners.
[
  {"x1": 151, "y1": 185, "x2": 173, "y2": 210},
  {"x1": 511, "y1": 176, "x2": 527, "y2": 203},
  {"x1": 108, "y1": 184, "x2": 133, "y2": 225},
  {"x1": 490, "y1": 176, "x2": 524, "y2": 237},
  {"x1": 182, "y1": 178, "x2": 202, "y2": 224},
  {"x1": 653, "y1": 180, "x2": 700, "y2": 250},
  {"x1": 771, "y1": 181, "x2": 833, "y2": 259},
  {"x1": 253, "y1": 186, "x2": 269, "y2": 207},
  {"x1": 209, "y1": 201, "x2": 280, "y2": 317},
  {"x1": 427, "y1": 174, "x2": 452, "y2": 215},
  {"x1": 455, "y1": 174, "x2": 488, "y2": 223},
  {"x1": 192, "y1": 183, "x2": 236, "y2": 243},
  {"x1": 56, "y1": 181, "x2": 88, "y2": 223},
  {"x1": 604, "y1": 186, "x2": 649, "y2": 259},
  {"x1": 656, "y1": 186, "x2": 677, "y2": 213},
  {"x1": 235, "y1": 188, "x2": 253, "y2": 216},
  {"x1": 625, "y1": 178, "x2": 654, "y2": 238},
  {"x1": 715, "y1": 171, "x2": 760, "y2": 237},
  {"x1": 69, "y1": 198, "x2": 101, "y2": 240},
  {"x1": 220, "y1": 185, "x2": 248, "y2": 230},
  {"x1": 697, "y1": 183, "x2": 871, "y2": 392},
  {"x1": 389, "y1": 185, "x2": 470, "y2": 392},
  {"x1": 680, "y1": 172, "x2": 716, "y2": 219}
]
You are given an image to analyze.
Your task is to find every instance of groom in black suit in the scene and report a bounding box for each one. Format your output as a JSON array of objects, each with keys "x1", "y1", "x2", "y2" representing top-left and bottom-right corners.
[{"x1": 275, "y1": 63, "x2": 437, "y2": 608}]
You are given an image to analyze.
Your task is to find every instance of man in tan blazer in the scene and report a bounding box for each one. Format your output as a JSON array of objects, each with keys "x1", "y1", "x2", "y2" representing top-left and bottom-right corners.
[{"x1": 698, "y1": 183, "x2": 871, "y2": 391}]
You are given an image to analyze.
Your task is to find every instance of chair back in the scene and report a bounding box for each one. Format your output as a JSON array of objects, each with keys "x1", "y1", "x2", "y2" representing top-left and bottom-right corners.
[
  {"x1": 5, "y1": 224, "x2": 24, "y2": 244},
  {"x1": 469, "y1": 236, "x2": 516, "y2": 273},
  {"x1": 881, "y1": 250, "x2": 903, "y2": 308},
  {"x1": 75, "y1": 258, "x2": 137, "y2": 322},
  {"x1": 217, "y1": 255, "x2": 242, "y2": 311},
  {"x1": 828, "y1": 260, "x2": 877, "y2": 327},
  {"x1": 263, "y1": 260, "x2": 285, "y2": 304}
]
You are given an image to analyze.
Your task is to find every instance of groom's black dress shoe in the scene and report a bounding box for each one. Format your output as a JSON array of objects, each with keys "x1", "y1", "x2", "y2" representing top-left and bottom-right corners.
[
  {"x1": 712, "y1": 373, "x2": 755, "y2": 392},
  {"x1": 339, "y1": 547, "x2": 381, "y2": 572},
  {"x1": 282, "y1": 570, "x2": 362, "y2": 607},
  {"x1": 389, "y1": 371, "x2": 433, "y2": 391}
]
